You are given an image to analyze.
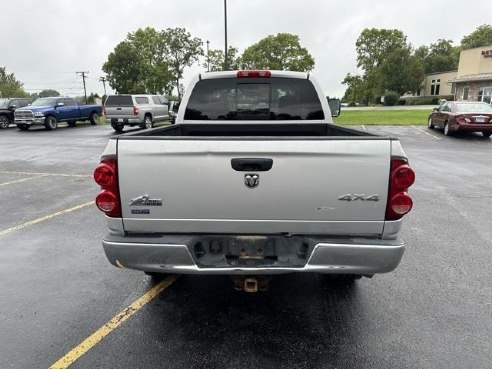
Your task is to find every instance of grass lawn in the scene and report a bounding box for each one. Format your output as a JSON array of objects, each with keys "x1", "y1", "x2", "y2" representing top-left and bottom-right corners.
[{"x1": 333, "y1": 109, "x2": 430, "y2": 125}]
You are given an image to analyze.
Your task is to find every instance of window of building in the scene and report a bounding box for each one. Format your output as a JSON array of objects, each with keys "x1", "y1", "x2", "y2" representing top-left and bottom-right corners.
[
  {"x1": 463, "y1": 87, "x2": 469, "y2": 100},
  {"x1": 430, "y1": 79, "x2": 440, "y2": 96},
  {"x1": 478, "y1": 87, "x2": 492, "y2": 103}
]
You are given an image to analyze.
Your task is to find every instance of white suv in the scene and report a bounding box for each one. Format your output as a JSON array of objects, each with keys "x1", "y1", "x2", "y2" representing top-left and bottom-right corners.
[{"x1": 104, "y1": 94, "x2": 170, "y2": 132}]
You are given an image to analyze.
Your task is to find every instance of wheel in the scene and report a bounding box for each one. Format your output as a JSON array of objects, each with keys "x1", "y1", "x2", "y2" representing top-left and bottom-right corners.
[
  {"x1": 443, "y1": 122, "x2": 451, "y2": 136},
  {"x1": 67, "y1": 121, "x2": 76, "y2": 127},
  {"x1": 482, "y1": 132, "x2": 492, "y2": 138},
  {"x1": 144, "y1": 271, "x2": 167, "y2": 280},
  {"x1": 324, "y1": 274, "x2": 362, "y2": 286},
  {"x1": 0, "y1": 115, "x2": 10, "y2": 129},
  {"x1": 17, "y1": 124, "x2": 30, "y2": 131},
  {"x1": 89, "y1": 112, "x2": 99, "y2": 125},
  {"x1": 111, "y1": 122, "x2": 124, "y2": 133},
  {"x1": 144, "y1": 115, "x2": 153, "y2": 129},
  {"x1": 45, "y1": 116, "x2": 58, "y2": 130},
  {"x1": 427, "y1": 117, "x2": 434, "y2": 129}
]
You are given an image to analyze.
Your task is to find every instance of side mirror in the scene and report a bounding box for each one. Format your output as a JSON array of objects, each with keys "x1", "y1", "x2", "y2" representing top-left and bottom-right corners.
[
  {"x1": 328, "y1": 98, "x2": 341, "y2": 117},
  {"x1": 8, "y1": 105, "x2": 17, "y2": 110},
  {"x1": 432, "y1": 107, "x2": 438, "y2": 112}
]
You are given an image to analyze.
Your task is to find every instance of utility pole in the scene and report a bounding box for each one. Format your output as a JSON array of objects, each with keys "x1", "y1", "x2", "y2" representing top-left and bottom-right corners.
[
  {"x1": 224, "y1": 0, "x2": 228, "y2": 70},
  {"x1": 76, "y1": 71, "x2": 89, "y2": 104},
  {"x1": 206, "y1": 40, "x2": 210, "y2": 71},
  {"x1": 99, "y1": 77, "x2": 107, "y2": 96}
]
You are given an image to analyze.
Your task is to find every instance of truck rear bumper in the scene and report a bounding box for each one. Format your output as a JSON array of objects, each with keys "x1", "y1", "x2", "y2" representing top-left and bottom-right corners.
[{"x1": 102, "y1": 234, "x2": 405, "y2": 275}]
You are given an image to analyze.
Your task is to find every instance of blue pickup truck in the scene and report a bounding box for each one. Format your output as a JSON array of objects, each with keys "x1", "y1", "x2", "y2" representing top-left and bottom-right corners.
[{"x1": 14, "y1": 97, "x2": 103, "y2": 130}]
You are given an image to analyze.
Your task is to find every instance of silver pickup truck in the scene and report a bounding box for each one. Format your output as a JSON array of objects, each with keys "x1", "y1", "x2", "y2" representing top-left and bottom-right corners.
[{"x1": 94, "y1": 70, "x2": 415, "y2": 291}]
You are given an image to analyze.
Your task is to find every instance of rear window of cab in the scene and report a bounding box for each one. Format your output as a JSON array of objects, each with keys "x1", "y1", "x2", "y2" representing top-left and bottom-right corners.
[{"x1": 184, "y1": 78, "x2": 324, "y2": 120}]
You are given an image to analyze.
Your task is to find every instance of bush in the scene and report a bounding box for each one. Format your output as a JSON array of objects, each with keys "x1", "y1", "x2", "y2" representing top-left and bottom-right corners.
[{"x1": 384, "y1": 91, "x2": 400, "y2": 106}]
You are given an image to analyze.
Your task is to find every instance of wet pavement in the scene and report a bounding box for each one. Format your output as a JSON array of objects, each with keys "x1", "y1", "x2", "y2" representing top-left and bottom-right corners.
[{"x1": 0, "y1": 122, "x2": 491, "y2": 369}]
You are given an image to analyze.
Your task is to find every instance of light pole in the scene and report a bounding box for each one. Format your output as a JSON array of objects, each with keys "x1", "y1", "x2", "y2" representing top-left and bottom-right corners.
[
  {"x1": 224, "y1": 0, "x2": 228, "y2": 70},
  {"x1": 206, "y1": 40, "x2": 210, "y2": 72}
]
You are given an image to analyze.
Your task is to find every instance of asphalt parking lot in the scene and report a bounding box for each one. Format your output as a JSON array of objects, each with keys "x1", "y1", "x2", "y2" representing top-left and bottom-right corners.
[{"x1": 0, "y1": 122, "x2": 491, "y2": 369}]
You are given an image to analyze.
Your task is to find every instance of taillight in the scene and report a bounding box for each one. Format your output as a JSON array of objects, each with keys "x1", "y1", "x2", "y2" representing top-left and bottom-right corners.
[
  {"x1": 386, "y1": 158, "x2": 415, "y2": 221},
  {"x1": 455, "y1": 115, "x2": 471, "y2": 124},
  {"x1": 133, "y1": 106, "x2": 139, "y2": 116},
  {"x1": 237, "y1": 70, "x2": 271, "y2": 78},
  {"x1": 94, "y1": 157, "x2": 121, "y2": 217}
]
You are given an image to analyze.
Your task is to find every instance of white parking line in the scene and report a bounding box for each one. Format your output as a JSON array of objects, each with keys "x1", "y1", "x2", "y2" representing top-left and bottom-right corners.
[
  {"x1": 0, "y1": 174, "x2": 50, "y2": 186},
  {"x1": 0, "y1": 171, "x2": 91, "y2": 178},
  {"x1": 412, "y1": 126, "x2": 442, "y2": 140},
  {"x1": 0, "y1": 201, "x2": 93, "y2": 237}
]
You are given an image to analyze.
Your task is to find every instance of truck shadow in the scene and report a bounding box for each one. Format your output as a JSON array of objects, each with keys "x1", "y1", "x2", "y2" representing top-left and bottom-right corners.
[{"x1": 144, "y1": 274, "x2": 369, "y2": 369}]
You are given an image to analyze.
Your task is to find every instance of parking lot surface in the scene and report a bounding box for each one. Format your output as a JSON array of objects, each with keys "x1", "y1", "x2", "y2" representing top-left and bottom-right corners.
[{"x1": 0, "y1": 123, "x2": 491, "y2": 369}]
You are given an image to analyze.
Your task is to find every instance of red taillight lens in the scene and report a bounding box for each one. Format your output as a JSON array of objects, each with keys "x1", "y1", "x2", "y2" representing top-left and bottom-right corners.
[
  {"x1": 94, "y1": 163, "x2": 115, "y2": 187},
  {"x1": 393, "y1": 164, "x2": 415, "y2": 190},
  {"x1": 133, "y1": 106, "x2": 139, "y2": 116},
  {"x1": 389, "y1": 193, "x2": 413, "y2": 215},
  {"x1": 237, "y1": 70, "x2": 271, "y2": 78},
  {"x1": 93, "y1": 157, "x2": 121, "y2": 217},
  {"x1": 96, "y1": 190, "x2": 118, "y2": 212},
  {"x1": 386, "y1": 158, "x2": 415, "y2": 221}
]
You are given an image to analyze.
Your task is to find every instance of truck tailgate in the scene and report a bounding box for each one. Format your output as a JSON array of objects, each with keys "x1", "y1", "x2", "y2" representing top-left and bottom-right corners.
[{"x1": 117, "y1": 139, "x2": 391, "y2": 236}]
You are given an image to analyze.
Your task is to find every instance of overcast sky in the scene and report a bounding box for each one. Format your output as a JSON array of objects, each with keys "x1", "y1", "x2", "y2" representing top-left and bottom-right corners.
[{"x1": 2, "y1": 0, "x2": 491, "y2": 98}]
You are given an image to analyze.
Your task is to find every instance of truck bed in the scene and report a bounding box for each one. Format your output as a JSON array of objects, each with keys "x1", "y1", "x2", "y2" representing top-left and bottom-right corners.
[{"x1": 118, "y1": 123, "x2": 386, "y2": 139}]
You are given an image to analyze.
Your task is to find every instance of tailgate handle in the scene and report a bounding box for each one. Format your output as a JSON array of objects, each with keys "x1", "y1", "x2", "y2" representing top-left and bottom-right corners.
[{"x1": 231, "y1": 158, "x2": 273, "y2": 172}]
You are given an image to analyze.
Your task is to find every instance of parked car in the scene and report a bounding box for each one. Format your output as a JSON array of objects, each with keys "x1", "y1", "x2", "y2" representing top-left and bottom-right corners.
[
  {"x1": 104, "y1": 94, "x2": 170, "y2": 132},
  {"x1": 14, "y1": 97, "x2": 102, "y2": 130},
  {"x1": 0, "y1": 98, "x2": 31, "y2": 128},
  {"x1": 428, "y1": 101, "x2": 492, "y2": 138}
]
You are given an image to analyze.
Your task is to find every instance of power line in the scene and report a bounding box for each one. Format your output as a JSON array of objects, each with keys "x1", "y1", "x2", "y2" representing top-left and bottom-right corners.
[{"x1": 76, "y1": 71, "x2": 89, "y2": 104}]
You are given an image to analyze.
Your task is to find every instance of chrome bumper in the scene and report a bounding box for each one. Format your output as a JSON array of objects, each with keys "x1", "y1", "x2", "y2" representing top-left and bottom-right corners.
[
  {"x1": 102, "y1": 234, "x2": 405, "y2": 275},
  {"x1": 15, "y1": 118, "x2": 45, "y2": 125}
]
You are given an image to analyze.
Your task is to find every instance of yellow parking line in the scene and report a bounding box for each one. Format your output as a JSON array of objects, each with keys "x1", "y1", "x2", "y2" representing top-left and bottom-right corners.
[
  {"x1": 412, "y1": 126, "x2": 441, "y2": 140},
  {"x1": 50, "y1": 275, "x2": 179, "y2": 369},
  {"x1": 0, "y1": 171, "x2": 91, "y2": 178},
  {"x1": 0, "y1": 174, "x2": 49, "y2": 186},
  {"x1": 0, "y1": 201, "x2": 93, "y2": 237}
]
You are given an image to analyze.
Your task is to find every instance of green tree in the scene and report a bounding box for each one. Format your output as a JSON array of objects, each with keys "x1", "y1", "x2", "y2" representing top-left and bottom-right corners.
[
  {"x1": 416, "y1": 39, "x2": 459, "y2": 73},
  {"x1": 379, "y1": 48, "x2": 424, "y2": 95},
  {"x1": 341, "y1": 73, "x2": 363, "y2": 105},
  {"x1": 241, "y1": 33, "x2": 315, "y2": 71},
  {"x1": 102, "y1": 27, "x2": 173, "y2": 94},
  {"x1": 161, "y1": 27, "x2": 203, "y2": 98},
  {"x1": 204, "y1": 47, "x2": 242, "y2": 71},
  {"x1": 39, "y1": 89, "x2": 60, "y2": 97},
  {"x1": 461, "y1": 24, "x2": 492, "y2": 49},
  {"x1": 355, "y1": 28, "x2": 409, "y2": 72},
  {"x1": 0, "y1": 67, "x2": 28, "y2": 98}
]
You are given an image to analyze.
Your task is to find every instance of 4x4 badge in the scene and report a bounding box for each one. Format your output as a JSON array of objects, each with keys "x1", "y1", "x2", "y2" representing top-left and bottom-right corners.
[{"x1": 244, "y1": 174, "x2": 259, "y2": 189}]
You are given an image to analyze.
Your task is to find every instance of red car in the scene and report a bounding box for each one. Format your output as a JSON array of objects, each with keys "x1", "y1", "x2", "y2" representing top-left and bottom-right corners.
[{"x1": 428, "y1": 101, "x2": 492, "y2": 138}]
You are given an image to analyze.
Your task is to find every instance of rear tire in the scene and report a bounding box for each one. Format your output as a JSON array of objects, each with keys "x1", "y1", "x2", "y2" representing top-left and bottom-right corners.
[
  {"x1": 444, "y1": 122, "x2": 451, "y2": 136},
  {"x1": 0, "y1": 115, "x2": 10, "y2": 129},
  {"x1": 45, "y1": 116, "x2": 58, "y2": 130},
  {"x1": 111, "y1": 122, "x2": 124, "y2": 133},
  {"x1": 482, "y1": 132, "x2": 492, "y2": 138},
  {"x1": 144, "y1": 115, "x2": 153, "y2": 129},
  {"x1": 324, "y1": 274, "x2": 362, "y2": 286},
  {"x1": 89, "y1": 112, "x2": 99, "y2": 125},
  {"x1": 427, "y1": 117, "x2": 434, "y2": 129}
]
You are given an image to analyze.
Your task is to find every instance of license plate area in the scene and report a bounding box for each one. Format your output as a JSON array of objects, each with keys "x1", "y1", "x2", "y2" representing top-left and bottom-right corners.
[{"x1": 190, "y1": 235, "x2": 312, "y2": 268}]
